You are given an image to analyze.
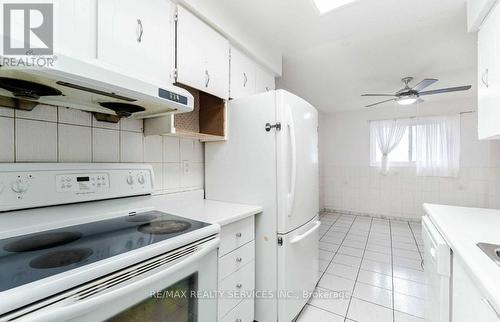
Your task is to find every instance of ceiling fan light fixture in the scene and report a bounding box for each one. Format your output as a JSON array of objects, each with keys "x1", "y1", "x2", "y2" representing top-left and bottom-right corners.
[
  {"x1": 312, "y1": 0, "x2": 359, "y2": 15},
  {"x1": 397, "y1": 95, "x2": 418, "y2": 106}
]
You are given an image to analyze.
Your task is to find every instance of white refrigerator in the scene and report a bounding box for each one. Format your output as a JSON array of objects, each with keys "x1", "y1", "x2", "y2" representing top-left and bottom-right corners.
[{"x1": 205, "y1": 90, "x2": 320, "y2": 322}]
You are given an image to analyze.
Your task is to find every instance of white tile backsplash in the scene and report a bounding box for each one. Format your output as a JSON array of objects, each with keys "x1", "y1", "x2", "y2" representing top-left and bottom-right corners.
[
  {"x1": 1, "y1": 104, "x2": 204, "y2": 194},
  {"x1": 15, "y1": 104, "x2": 57, "y2": 122},
  {"x1": 92, "y1": 117, "x2": 120, "y2": 130},
  {"x1": 144, "y1": 135, "x2": 163, "y2": 163},
  {"x1": 120, "y1": 131, "x2": 144, "y2": 162},
  {"x1": 0, "y1": 117, "x2": 14, "y2": 162},
  {"x1": 121, "y1": 118, "x2": 143, "y2": 133},
  {"x1": 93, "y1": 128, "x2": 120, "y2": 162},
  {"x1": 164, "y1": 163, "x2": 182, "y2": 190},
  {"x1": 0, "y1": 106, "x2": 14, "y2": 117},
  {"x1": 16, "y1": 119, "x2": 58, "y2": 162},
  {"x1": 58, "y1": 106, "x2": 92, "y2": 126},
  {"x1": 58, "y1": 124, "x2": 92, "y2": 162},
  {"x1": 163, "y1": 136, "x2": 180, "y2": 163}
]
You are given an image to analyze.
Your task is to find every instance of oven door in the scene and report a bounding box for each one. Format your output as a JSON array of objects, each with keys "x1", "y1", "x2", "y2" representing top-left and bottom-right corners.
[{"x1": 11, "y1": 237, "x2": 219, "y2": 322}]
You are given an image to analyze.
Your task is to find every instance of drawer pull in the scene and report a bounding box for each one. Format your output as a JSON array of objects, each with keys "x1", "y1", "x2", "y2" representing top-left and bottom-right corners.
[
  {"x1": 236, "y1": 257, "x2": 243, "y2": 262},
  {"x1": 236, "y1": 319, "x2": 242, "y2": 322},
  {"x1": 236, "y1": 283, "x2": 242, "y2": 289},
  {"x1": 235, "y1": 232, "x2": 242, "y2": 238}
]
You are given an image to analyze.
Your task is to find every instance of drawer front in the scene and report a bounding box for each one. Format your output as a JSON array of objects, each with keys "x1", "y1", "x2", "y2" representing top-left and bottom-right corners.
[
  {"x1": 219, "y1": 240, "x2": 255, "y2": 282},
  {"x1": 219, "y1": 298, "x2": 254, "y2": 322},
  {"x1": 219, "y1": 216, "x2": 255, "y2": 257},
  {"x1": 218, "y1": 260, "x2": 255, "y2": 319}
]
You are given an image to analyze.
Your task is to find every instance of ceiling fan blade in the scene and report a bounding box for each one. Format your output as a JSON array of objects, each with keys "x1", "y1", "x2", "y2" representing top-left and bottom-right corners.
[
  {"x1": 412, "y1": 78, "x2": 438, "y2": 92},
  {"x1": 365, "y1": 98, "x2": 396, "y2": 108},
  {"x1": 361, "y1": 94, "x2": 396, "y2": 97},
  {"x1": 419, "y1": 85, "x2": 472, "y2": 96}
]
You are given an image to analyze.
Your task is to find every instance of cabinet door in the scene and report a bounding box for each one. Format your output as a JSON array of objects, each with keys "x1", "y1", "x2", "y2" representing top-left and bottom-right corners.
[
  {"x1": 255, "y1": 65, "x2": 276, "y2": 93},
  {"x1": 54, "y1": 0, "x2": 97, "y2": 60},
  {"x1": 176, "y1": 6, "x2": 229, "y2": 99},
  {"x1": 97, "y1": 0, "x2": 173, "y2": 87},
  {"x1": 452, "y1": 256, "x2": 499, "y2": 322},
  {"x1": 230, "y1": 47, "x2": 256, "y2": 99},
  {"x1": 478, "y1": 2, "x2": 500, "y2": 140}
]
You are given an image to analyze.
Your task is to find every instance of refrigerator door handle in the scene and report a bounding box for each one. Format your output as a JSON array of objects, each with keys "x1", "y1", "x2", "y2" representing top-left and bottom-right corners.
[
  {"x1": 290, "y1": 221, "x2": 321, "y2": 244},
  {"x1": 287, "y1": 107, "x2": 297, "y2": 217}
]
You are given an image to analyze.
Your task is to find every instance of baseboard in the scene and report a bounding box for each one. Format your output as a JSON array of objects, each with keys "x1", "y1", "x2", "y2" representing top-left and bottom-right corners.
[{"x1": 320, "y1": 208, "x2": 422, "y2": 223}]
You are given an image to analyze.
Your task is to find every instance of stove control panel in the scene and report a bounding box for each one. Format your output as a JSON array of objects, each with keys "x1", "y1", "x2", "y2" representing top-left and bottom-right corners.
[
  {"x1": 0, "y1": 164, "x2": 154, "y2": 212},
  {"x1": 56, "y1": 173, "x2": 109, "y2": 193}
]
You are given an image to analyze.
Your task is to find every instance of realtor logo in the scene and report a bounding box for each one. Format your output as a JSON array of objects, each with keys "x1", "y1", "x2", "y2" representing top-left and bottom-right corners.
[{"x1": 3, "y1": 3, "x2": 53, "y2": 55}]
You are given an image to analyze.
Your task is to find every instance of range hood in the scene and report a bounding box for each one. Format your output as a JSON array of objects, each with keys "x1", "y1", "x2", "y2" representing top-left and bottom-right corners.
[{"x1": 0, "y1": 55, "x2": 194, "y2": 119}]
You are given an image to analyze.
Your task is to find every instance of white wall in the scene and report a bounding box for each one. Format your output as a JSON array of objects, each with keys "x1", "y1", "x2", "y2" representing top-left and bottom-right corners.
[
  {"x1": 0, "y1": 104, "x2": 204, "y2": 194},
  {"x1": 319, "y1": 98, "x2": 500, "y2": 219}
]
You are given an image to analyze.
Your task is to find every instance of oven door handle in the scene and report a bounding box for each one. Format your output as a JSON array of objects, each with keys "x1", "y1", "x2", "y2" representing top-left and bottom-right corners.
[{"x1": 18, "y1": 238, "x2": 220, "y2": 322}]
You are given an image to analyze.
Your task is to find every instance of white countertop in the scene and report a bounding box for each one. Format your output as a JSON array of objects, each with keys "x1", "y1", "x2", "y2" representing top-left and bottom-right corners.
[
  {"x1": 0, "y1": 190, "x2": 262, "y2": 238},
  {"x1": 423, "y1": 203, "x2": 500, "y2": 311},
  {"x1": 150, "y1": 190, "x2": 262, "y2": 226}
]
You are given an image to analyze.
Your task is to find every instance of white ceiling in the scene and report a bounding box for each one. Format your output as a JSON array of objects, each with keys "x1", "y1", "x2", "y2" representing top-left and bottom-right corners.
[{"x1": 202, "y1": 0, "x2": 477, "y2": 113}]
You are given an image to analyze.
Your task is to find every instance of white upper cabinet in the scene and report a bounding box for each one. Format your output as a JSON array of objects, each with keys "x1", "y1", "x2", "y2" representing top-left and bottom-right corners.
[
  {"x1": 54, "y1": 0, "x2": 97, "y2": 60},
  {"x1": 97, "y1": 0, "x2": 174, "y2": 87},
  {"x1": 255, "y1": 65, "x2": 276, "y2": 93},
  {"x1": 176, "y1": 6, "x2": 230, "y2": 99},
  {"x1": 230, "y1": 46, "x2": 256, "y2": 99},
  {"x1": 478, "y1": 1, "x2": 500, "y2": 140}
]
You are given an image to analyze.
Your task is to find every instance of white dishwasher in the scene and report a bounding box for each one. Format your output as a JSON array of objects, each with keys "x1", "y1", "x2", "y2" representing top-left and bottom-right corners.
[{"x1": 422, "y1": 215, "x2": 451, "y2": 322}]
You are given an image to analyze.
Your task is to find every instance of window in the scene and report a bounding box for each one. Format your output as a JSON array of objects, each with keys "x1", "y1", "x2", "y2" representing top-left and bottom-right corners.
[
  {"x1": 370, "y1": 115, "x2": 461, "y2": 177},
  {"x1": 370, "y1": 122, "x2": 416, "y2": 166}
]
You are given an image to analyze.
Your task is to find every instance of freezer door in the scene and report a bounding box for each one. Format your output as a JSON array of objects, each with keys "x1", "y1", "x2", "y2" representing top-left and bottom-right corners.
[
  {"x1": 276, "y1": 90, "x2": 319, "y2": 234},
  {"x1": 278, "y1": 217, "x2": 320, "y2": 322}
]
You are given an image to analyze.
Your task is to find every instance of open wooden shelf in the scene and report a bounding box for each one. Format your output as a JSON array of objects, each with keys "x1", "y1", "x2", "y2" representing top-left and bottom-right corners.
[{"x1": 144, "y1": 85, "x2": 227, "y2": 142}]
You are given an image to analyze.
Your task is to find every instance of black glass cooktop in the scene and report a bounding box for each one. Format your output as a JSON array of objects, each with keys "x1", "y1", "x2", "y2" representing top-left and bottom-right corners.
[{"x1": 0, "y1": 211, "x2": 210, "y2": 292}]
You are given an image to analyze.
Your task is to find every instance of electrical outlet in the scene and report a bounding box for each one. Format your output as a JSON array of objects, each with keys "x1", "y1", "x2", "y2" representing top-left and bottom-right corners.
[{"x1": 182, "y1": 161, "x2": 190, "y2": 175}]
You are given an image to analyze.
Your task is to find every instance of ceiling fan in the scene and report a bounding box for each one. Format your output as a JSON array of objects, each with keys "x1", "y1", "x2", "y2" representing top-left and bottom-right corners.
[{"x1": 362, "y1": 77, "x2": 472, "y2": 108}]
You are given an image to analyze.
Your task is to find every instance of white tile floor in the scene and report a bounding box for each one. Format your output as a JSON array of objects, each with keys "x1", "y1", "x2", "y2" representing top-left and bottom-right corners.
[{"x1": 297, "y1": 213, "x2": 425, "y2": 322}]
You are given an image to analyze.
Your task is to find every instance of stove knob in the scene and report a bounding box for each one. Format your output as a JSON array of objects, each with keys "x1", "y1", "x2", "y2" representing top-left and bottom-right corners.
[
  {"x1": 137, "y1": 174, "x2": 145, "y2": 185},
  {"x1": 126, "y1": 175, "x2": 134, "y2": 185},
  {"x1": 11, "y1": 179, "x2": 29, "y2": 193}
]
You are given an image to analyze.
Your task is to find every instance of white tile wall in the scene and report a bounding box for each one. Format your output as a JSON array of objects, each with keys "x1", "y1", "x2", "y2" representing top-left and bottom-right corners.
[
  {"x1": 322, "y1": 165, "x2": 499, "y2": 219},
  {"x1": 0, "y1": 104, "x2": 205, "y2": 194}
]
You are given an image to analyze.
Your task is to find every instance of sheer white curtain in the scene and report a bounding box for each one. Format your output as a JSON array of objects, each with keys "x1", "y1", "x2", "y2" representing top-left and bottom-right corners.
[
  {"x1": 415, "y1": 114, "x2": 460, "y2": 177},
  {"x1": 370, "y1": 119, "x2": 407, "y2": 175}
]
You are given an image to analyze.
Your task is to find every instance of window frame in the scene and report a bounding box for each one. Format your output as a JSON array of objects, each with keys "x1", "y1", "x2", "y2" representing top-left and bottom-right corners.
[{"x1": 369, "y1": 121, "x2": 416, "y2": 167}]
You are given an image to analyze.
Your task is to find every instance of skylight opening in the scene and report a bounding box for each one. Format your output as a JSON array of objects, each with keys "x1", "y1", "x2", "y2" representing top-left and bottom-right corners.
[{"x1": 312, "y1": 0, "x2": 359, "y2": 15}]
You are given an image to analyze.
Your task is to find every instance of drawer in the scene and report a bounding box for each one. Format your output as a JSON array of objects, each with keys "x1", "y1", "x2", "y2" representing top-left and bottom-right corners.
[
  {"x1": 219, "y1": 298, "x2": 254, "y2": 322},
  {"x1": 219, "y1": 216, "x2": 255, "y2": 257},
  {"x1": 219, "y1": 240, "x2": 255, "y2": 281},
  {"x1": 218, "y1": 260, "x2": 255, "y2": 319}
]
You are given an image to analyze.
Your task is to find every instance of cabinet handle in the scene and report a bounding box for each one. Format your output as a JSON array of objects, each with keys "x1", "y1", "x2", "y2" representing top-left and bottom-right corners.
[
  {"x1": 235, "y1": 319, "x2": 242, "y2": 322},
  {"x1": 136, "y1": 19, "x2": 144, "y2": 43},
  {"x1": 236, "y1": 257, "x2": 243, "y2": 262},
  {"x1": 482, "y1": 298, "x2": 500, "y2": 319},
  {"x1": 235, "y1": 232, "x2": 242, "y2": 238},
  {"x1": 205, "y1": 70, "x2": 210, "y2": 88},
  {"x1": 482, "y1": 69, "x2": 489, "y2": 88},
  {"x1": 236, "y1": 283, "x2": 242, "y2": 289},
  {"x1": 243, "y1": 72, "x2": 248, "y2": 87}
]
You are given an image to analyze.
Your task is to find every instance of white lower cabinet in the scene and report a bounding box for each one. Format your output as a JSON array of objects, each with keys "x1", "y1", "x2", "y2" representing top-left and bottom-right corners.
[
  {"x1": 217, "y1": 216, "x2": 255, "y2": 321},
  {"x1": 452, "y1": 256, "x2": 500, "y2": 322}
]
